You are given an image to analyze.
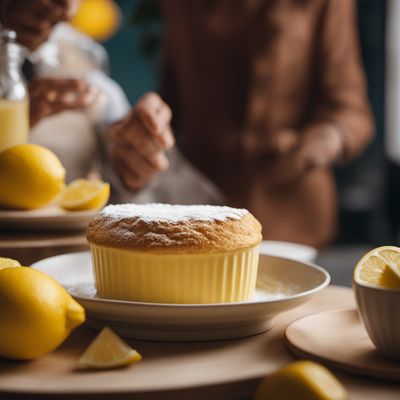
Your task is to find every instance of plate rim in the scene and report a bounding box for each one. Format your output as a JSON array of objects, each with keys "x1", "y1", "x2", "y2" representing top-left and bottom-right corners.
[{"x1": 0, "y1": 207, "x2": 97, "y2": 220}]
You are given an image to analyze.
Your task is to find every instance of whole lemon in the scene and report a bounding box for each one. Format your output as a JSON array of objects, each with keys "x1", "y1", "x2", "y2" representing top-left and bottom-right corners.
[
  {"x1": 255, "y1": 361, "x2": 347, "y2": 400},
  {"x1": 0, "y1": 144, "x2": 65, "y2": 209},
  {"x1": 0, "y1": 267, "x2": 85, "y2": 360},
  {"x1": 71, "y1": 0, "x2": 121, "y2": 42}
]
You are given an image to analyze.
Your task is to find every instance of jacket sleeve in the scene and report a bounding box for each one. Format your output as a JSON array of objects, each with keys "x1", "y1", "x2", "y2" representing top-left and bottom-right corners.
[{"x1": 306, "y1": 0, "x2": 375, "y2": 161}]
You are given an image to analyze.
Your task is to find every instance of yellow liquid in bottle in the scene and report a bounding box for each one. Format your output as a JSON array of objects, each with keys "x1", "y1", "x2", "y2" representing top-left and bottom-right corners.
[{"x1": 0, "y1": 98, "x2": 29, "y2": 153}]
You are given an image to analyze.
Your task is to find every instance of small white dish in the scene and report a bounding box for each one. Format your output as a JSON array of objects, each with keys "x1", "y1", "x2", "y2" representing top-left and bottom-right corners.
[
  {"x1": 0, "y1": 204, "x2": 98, "y2": 231},
  {"x1": 32, "y1": 251, "x2": 330, "y2": 341},
  {"x1": 259, "y1": 240, "x2": 318, "y2": 262},
  {"x1": 354, "y1": 281, "x2": 400, "y2": 360}
]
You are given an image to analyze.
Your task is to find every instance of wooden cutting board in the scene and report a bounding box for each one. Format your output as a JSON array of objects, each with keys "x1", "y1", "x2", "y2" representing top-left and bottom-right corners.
[{"x1": 285, "y1": 308, "x2": 400, "y2": 381}]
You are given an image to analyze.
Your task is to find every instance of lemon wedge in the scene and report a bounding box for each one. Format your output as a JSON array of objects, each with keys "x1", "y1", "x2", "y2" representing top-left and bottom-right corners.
[
  {"x1": 255, "y1": 360, "x2": 347, "y2": 400},
  {"x1": 0, "y1": 257, "x2": 21, "y2": 270},
  {"x1": 59, "y1": 179, "x2": 110, "y2": 211},
  {"x1": 78, "y1": 327, "x2": 142, "y2": 369},
  {"x1": 353, "y1": 246, "x2": 400, "y2": 290}
]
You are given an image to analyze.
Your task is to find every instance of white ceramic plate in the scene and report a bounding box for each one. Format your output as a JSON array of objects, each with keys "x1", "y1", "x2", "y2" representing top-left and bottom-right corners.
[
  {"x1": 0, "y1": 204, "x2": 98, "y2": 231},
  {"x1": 32, "y1": 251, "x2": 330, "y2": 341},
  {"x1": 259, "y1": 240, "x2": 318, "y2": 262}
]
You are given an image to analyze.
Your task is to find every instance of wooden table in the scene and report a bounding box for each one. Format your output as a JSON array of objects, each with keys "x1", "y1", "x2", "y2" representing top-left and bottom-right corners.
[
  {"x1": 0, "y1": 286, "x2": 399, "y2": 399},
  {"x1": 0, "y1": 231, "x2": 88, "y2": 265}
]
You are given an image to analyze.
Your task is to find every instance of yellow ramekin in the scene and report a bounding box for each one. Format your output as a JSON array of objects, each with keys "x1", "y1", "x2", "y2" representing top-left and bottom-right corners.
[{"x1": 90, "y1": 244, "x2": 260, "y2": 304}]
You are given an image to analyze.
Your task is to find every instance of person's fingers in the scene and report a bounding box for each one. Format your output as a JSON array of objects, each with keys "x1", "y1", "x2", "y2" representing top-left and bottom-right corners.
[
  {"x1": 111, "y1": 149, "x2": 163, "y2": 191},
  {"x1": 161, "y1": 125, "x2": 175, "y2": 149},
  {"x1": 135, "y1": 92, "x2": 174, "y2": 148},
  {"x1": 111, "y1": 153, "x2": 146, "y2": 191},
  {"x1": 55, "y1": 86, "x2": 99, "y2": 107},
  {"x1": 1, "y1": 0, "x2": 70, "y2": 50},
  {"x1": 114, "y1": 142, "x2": 168, "y2": 180},
  {"x1": 29, "y1": 85, "x2": 99, "y2": 126},
  {"x1": 134, "y1": 106, "x2": 174, "y2": 150},
  {"x1": 52, "y1": 0, "x2": 78, "y2": 20},
  {"x1": 29, "y1": 79, "x2": 88, "y2": 99},
  {"x1": 29, "y1": 79, "x2": 98, "y2": 110},
  {"x1": 112, "y1": 115, "x2": 171, "y2": 169},
  {"x1": 34, "y1": 0, "x2": 71, "y2": 23},
  {"x1": 10, "y1": 15, "x2": 53, "y2": 33},
  {"x1": 116, "y1": 123, "x2": 160, "y2": 160},
  {"x1": 137, "y1": 99, "x2": 172, "y2": 132}
]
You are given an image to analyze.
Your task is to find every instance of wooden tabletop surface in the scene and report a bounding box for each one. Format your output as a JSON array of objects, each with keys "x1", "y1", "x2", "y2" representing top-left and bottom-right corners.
[{"x1": 0, "y1": 285, "x2": 399, "y2": 400}]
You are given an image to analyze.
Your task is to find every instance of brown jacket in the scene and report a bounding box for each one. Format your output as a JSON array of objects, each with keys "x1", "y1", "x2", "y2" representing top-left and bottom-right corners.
[{"x1": 160, "y1": 0, "x2": 374, "y2": 247}]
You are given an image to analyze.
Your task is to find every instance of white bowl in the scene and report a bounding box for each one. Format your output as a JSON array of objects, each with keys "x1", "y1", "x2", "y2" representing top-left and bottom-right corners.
[
  {"x1": 259, "y1": 240, "x2": 318, "y2": 262},
  {"x1": 354, "y1": 281, "x2": 400, "y2": 359}
]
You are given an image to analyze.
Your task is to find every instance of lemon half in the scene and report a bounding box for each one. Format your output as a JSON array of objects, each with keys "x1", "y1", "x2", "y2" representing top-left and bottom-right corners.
[
  {"x1": 353, "y1": 246, "x2": 400, "y2": 290},
  {"x1": 0, "y1": 144, "x2": 65, "y2": 210},
  {"x1": 78, "y1": 327, "x2": 142, "y2": 369},
  {"x1": 59, "y1": 179, "x2": 110, "y2": 211}
]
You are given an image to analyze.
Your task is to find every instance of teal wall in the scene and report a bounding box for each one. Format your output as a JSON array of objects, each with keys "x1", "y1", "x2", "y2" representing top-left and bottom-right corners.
[{"x1": 103, "y1": 0, "x2": 159, "y2": 104}]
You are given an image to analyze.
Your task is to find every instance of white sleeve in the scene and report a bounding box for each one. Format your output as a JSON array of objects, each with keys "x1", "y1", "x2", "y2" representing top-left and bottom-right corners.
[{"x1": 85, "y1": 69, "x2": 131, "y2": 127}]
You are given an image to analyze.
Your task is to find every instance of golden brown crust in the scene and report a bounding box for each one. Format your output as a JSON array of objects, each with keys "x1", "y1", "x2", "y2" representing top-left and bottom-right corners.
[{"x1": 86, "y1": 204, "x2": 262, "y2": 254}]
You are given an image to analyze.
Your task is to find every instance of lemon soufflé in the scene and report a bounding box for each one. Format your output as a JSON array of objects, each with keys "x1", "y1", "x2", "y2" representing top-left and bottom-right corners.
[{"x1": 87, "y1": 203, "x2": 262, "y2": 304}]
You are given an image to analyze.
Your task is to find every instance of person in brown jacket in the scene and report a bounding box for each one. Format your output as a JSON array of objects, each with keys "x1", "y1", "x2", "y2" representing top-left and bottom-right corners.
[
  {"x1": 3, "y1": 0, "x2": 372, "y2": 247},
  {"x1": 110, "y1": 0, "x2": 374, "y2": 247}
]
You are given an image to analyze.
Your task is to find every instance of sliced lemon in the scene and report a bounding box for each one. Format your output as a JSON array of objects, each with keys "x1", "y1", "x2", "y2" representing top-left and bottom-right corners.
[
  {"x1": 353, "y1": 246, "x2": 400, "y2": 290},
  {"x1": 59, "y1": 179, "x2": 110, "y2": 211},
  {"x1": 255, "y1": 360, "x2": 347, "y2": 400},
  {"x1": 0, "y1": 257, "x2": 20, "y2": 271},
  {"x1": 78, "y1": 327, "x2": 142, "y2": 369}
]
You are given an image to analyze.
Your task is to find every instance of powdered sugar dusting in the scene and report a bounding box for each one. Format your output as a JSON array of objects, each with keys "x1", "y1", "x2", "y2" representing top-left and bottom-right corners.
[{"x1": 101, "y1": 204, "x2": 248, "y2": 223}]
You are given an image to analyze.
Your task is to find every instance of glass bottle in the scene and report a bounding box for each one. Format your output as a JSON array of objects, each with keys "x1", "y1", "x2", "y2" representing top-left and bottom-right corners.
[{"x1": 0, "y1": 29, "x2": 29, "y2": 153}]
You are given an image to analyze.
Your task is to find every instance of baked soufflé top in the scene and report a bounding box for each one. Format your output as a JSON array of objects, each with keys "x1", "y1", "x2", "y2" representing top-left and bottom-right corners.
[{"x1": 86, "y1": 204, "x2": 262, "y2": 254}]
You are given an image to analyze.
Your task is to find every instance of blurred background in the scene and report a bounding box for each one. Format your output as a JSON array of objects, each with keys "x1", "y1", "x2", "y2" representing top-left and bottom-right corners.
[{"x1": 71, "y1": 0, "x2": 393, "y2": 285}]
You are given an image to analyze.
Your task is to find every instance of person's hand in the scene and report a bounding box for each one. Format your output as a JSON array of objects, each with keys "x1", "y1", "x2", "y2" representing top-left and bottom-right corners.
[
  {"x1": 262, "y1": 124, "x2": 343, "y2": 186},
  {"x1": 1, "y1": 0, "x2": 78, "y2": 51},
  {"x1": 29, "y1": 78, "x2": 99, "y2": 127},
  {"x1": 109, "y1": 92, "x2": 174, "y2": 191}
]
